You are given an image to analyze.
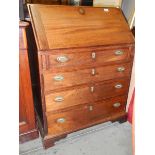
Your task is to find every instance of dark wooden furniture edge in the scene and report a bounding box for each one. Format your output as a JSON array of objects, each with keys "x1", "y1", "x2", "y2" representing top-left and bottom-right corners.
[
  {"x1": 19, "y1": 129, "x2": 39, "y2": 143},
  {"x1": 111, "y1": 113, "x2": 127, "y2": 123},
  {"x1": 43, "y1": 134, "x2": 67, "y2": 149},
  {"x1": 37, "y1": 43, "x2": 134, "y2": 53},
  {"x1": 42, "y1": 112, "x2": 127, "y2": 149},
  {"x1": 35, "y1": 109, "x2": 45, "y2": 138},
  {"x1": 25, "y1": 21, "x2": 48, "y2": 135},
  {"x1": 19, "y1": 21, "x2": 39, "y2": 143},
  {"x1": 27, "y1": 4, "x2": 49, "y2": 51}
]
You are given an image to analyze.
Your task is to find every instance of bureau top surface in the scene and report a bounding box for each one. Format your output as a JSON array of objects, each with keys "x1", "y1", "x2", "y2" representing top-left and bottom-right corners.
[{"x1": 28, "y1": 4, "x2": 134, "y2": 51}]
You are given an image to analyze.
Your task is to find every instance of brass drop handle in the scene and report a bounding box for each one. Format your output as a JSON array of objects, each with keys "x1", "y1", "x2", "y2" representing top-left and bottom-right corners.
[
  {"x1": 115, "y1": 50, "x2": 124, "y2": 55},
  {"x1": 91, "y1": 68, "x2": 96, "y2": 75},
  {"x1": 113, "y1": 102, "x2": 121, "y2": 108},
  {"x1": 57, "y1": 118, "x2": 66, "y2": 123},
  {"x1": 54, "y1": 96, "x2": 64, "y2": 102},
  {"x1": 56, "y1": 55, "x2": 69, "y2": 63},
  {"x1": 92, "y1": 52, "x2": 96, "y2": 59},
  {"x1": 53, "y1": 75, "x2": 64, "y2": 81},
  {"x1": 78, "y1": 7, "x2": 85, "y2": 15},
  {"x1": 115, "y1": 84, "x2": 123, "y2": 89},
  {"x1": 117, "y1": 67, "x2": 125, "y2": 72}
]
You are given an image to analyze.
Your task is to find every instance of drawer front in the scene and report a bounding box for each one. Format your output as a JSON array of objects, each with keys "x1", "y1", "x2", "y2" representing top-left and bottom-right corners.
[
  {"x1": 43, "y1": 63, "x2": 131, "y2": 92},
  {"x1": 47, "y1": 48, "x2": 130, "y2": 70},
  {"x1": 47, "y1": 95, "x2": 127, "y2": 136},
  {"x1": 45, "y1": 78, "x2": 129, "y2": 112}
]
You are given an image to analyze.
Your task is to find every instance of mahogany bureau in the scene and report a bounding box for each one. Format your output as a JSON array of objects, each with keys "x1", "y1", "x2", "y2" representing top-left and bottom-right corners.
[{"x1": 28, "y1": 4, "x2": 135, "y2": 148}]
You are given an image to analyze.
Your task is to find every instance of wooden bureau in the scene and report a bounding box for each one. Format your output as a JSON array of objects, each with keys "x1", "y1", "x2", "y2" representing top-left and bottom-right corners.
[{"x1": 28, "y1": 4, "x2": 134, "y2": 148}]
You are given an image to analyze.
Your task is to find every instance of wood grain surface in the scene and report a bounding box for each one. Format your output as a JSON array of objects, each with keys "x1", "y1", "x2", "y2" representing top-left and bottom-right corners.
[
  {"x1": 45, "y1": 78, "x2": 130, "y2": 112},
  {"x1": 43, "y1": 62, "x2": 131, "y2": 92},
  {"x1": 46, "y1": 47, "x2": 131, "y2": 71},
  {"x1": 47, "y1": 95, "x2": 127, "y2": 137},
  {"x1": 27, "y1": 4, "x2": 135, "y2": 148},
  {"x1": 19, "y1": 21, "x2": 39, "y2": 142},
  {"x1": 28, "y1": 5, "x2": 134, "y2": 50}
]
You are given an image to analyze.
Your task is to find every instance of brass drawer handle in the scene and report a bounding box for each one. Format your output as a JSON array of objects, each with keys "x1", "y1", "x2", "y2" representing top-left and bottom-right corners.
[
  {"x1": 57, "y1": 118, "x2": 66, "y2": 123},
  {"x1": 54, "y1": 96, "x2": 64, "y2": 102},
  {"x1": 113, "y1": 102, "x2": 121, "y2": 108},
  {"x1": 117, "y1": 67, "x2": 125, "y2": 72},
  {"x1": 115, "y1": 84, "x2": 123, "y2": 89},
  {"x1": 56, "y1": 56, "x2": 69, "y2": 63},
  {"x1": 115, "y1": 50, "x2": 124, "y2": 55},
  {"x1": 53, "y1": 75, "x2": 64, "y2": 81},
  {"x1": 91, "y1": 68, "x2": 96, "y2": 75},
  {"x1": 78, "y1": 7, "x2": 85, "y2": 15},
  {"x1": 92, "y1": 52, "x2": 96, "y2": 59},
  {"x1": 90, "y1": 86, "x2": 94, "y2": 92}
]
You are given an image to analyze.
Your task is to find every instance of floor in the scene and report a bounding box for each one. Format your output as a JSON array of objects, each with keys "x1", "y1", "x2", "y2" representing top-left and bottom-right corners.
[{"x1": 20, "y1": 122, "x2": 132, "y2": 155}]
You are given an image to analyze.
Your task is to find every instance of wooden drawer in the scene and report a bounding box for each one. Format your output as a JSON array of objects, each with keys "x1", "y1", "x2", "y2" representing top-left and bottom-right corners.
[
  {"x1": 45, "y1": 78, "x2": 129, "y2": 112},
  {"x1": 47, "y1": 95, "x2": 127, "y2": 136},
  {"x1": 43, "y1": 62, "x2": 131, "y2": 92},
  {"x1": 47, "y1": 47, "x2": 131, "y2": 71}
]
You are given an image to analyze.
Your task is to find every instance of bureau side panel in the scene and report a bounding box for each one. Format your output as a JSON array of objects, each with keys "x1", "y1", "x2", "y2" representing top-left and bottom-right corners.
[{"x1": 26, "y1": 23, "x2": 48, "y2": 135}]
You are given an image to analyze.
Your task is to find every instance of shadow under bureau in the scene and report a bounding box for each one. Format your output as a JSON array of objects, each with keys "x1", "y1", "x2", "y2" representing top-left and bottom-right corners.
[{"x1": 28, "y1": 4, "x2": 135, "y2": 149}]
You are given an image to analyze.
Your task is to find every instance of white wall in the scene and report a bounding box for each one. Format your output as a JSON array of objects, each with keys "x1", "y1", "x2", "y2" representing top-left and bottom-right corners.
[
  {"x1": 121, "y1": 0, "x2": 135, "y2": 26},
  {"x1": 121, "y1": 0, "x2": 135, "y2": 111}
]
